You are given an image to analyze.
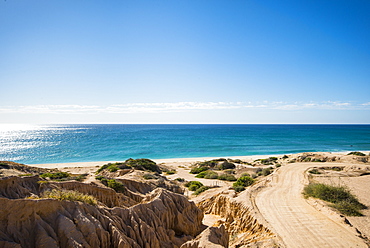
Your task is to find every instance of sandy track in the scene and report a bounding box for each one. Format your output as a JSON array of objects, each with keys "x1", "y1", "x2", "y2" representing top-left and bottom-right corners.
[{"x1": 255, "y1": 163, "x2": 367, "y2": 248}]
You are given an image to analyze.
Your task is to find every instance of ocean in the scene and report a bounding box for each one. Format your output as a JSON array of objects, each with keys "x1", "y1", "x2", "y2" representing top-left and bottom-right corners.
[{"x1": 0, "y1": 124, "x2": 369, "y2": 164}]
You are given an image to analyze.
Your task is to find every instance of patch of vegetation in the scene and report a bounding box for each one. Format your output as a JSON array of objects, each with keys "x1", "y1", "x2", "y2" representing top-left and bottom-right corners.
[
  {"x1": 97, "y1": 159, "x2": 160, "y2": 173},
  {"x1": 193, "y1": 186, "x2": 210, "y2": 195},
  {"x1": 41, "y1": 189, "x2": 97, "y2": 205},
  {"x1": 218, "y1": 161, "x2": 235, "y2": 170},
  {"x1": 19, "y1": 173, "x2": 33, "y2": 177},
  {"x1": 95, "y1": 176, "x2": 125, "y2": 193},
  {"x1": 165, "y1": 170, "x2": 176, "y2": 175},
  {"x1": 303, "y1": 157, "x2": 312, "y2": 162},
  {"x1": 233, "y1": 176, "x2": 255, "y2": 192},
  {"x1": 218, "y1": 173, "x2": 237, "y2": 181},
  {"x1": 257, "y1": 157, "x2": 278, "y2": 165},
  {"x1": 261, "y1": 167, "x2": 273, "y2": 176},
  {"x1": 347, "y1": 151, "x2": 366, "y2": 156},
  {"x1": 196, "y1": 170, "x2": 218, "y2": 179},
  {"x1": 143, "y1": 173, "x2": 159, "y2": 180},
  {"x1": 275, "y1": 164, "x2": 282, "y2": 168},
  {"x1": 240, "y1": 173, "x2": 250, "y2": 177},
  {"x1": 190, "y1": 166, "x2": 209, "y2": 174},
  {"x1": 185, "y1": 181, "x2": 204, "y2": 191},
  {"x1": 308, "y1": 168, "x2": 321, "y2": 174},
  {"x1": 303, "y1": 183, "x2": 367, "y2": 216},
  {"x1": 282, "y1": 155, "x2": 289, "y2": 159},
  {"x1": 174, "y1": 178, "x2": 185, "y2": 182},
  {"x1": 197, "y1": 160, "x2": 219, "y2": 168},
  {"x1": 233, "y1": 185, "x2": 245, "y2": 193},
  {"x1": 40, "y1": 172, "x2": 70, "y2": 180},
  {"x1": 311, "y1": 158, "x2": 324, "y2": 162}
]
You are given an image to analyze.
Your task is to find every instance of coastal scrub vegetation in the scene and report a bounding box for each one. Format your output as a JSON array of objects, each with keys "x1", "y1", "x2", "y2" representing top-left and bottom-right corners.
[
  {"x1": 195, "y1": 170, "x2": 218, "y2": 179},
  {"x1": 40, "y1": 189, "x2": 97, "y2": 205},
  {"x1": 347, "y1": 151, "x2": 366, "y2": 156},
  {"x1": 185, "y1": 181, "x2": 204, "y2": 191},
  {"x1": 40, "y1": 172, "x2": 70, "y2": 180},
  {"x1": 184, "y1": 181, "x2": 210, "y2": 195},
  {"x1": 232, "y1": 176, "x2": 255, "y2": 192},
  {"x1": 95, "y1": 176, "x2": 125, "y2": 193},
  {"x1": 97, "y1": 158, "x2": 161, "y2": 174},
  {"x1": 303, "y1": 183, "x2": 367, "y2": 216}
]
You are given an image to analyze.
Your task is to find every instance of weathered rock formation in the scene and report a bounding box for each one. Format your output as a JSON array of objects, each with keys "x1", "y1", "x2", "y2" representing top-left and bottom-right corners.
[
  {"x1": 0, "y1": 176, "x2": 204, "y2": 248},
  {"x1": 197, "y1": 193, "x2": 277, "y2": 247},
  {"x1": 180, "y1": 225, "x2": 229, "y2": 248}
]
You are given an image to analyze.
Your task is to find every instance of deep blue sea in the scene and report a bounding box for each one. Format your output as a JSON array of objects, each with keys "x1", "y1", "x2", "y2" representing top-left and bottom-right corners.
[{"x1": 0, "y1": 124, "x2": 369, "y2": 164}]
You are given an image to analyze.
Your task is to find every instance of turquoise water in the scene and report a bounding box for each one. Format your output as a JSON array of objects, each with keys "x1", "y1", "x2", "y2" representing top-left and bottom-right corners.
[{"x1": 0, "y1": 124, "x2": 369, "y2": 164}]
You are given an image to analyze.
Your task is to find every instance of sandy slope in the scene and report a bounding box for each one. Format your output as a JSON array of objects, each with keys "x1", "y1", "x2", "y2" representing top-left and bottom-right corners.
[{"x1": 255, "y1": 163, "x2": 367, "y2": 248}]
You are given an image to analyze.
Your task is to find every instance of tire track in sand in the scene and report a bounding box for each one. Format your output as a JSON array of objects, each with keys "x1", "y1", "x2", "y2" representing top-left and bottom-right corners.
[{"x1": 255, "y1": 163, "x2": 367, "y2": 248}]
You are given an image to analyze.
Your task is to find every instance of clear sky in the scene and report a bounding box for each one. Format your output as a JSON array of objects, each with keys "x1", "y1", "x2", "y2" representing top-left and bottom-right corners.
[{"x1": 1, "y1": 0, "x2": 369, "y2": 124}]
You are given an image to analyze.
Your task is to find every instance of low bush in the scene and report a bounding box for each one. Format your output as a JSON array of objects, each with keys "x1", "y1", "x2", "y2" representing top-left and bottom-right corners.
[
  {"x1": 106, "y1": 179, "x2": 125, "y2": 193},
  {"x1": 174, "y1": 177, "x2": 185, "y2": 182},
  {"x1": 190, "y1": 166, "x2": 209, "y2": 174},
  {"x1": 40, "y1": 172, "x2": 70, "y2": 180},
  {"x1": 194, "y1": 186, "x2": 210, "y2": 195},
  {"x1": 195, "y1": 170, "x2": 218, "y2": 179},
  {"x1": 261, "y1": 167, "x2": 273, "y2": 176},
  {"x1": 41, "y1": 189, "x2": 97, "y2": 205},
  {"x1": 233, "y1": 176, "x2": 255, "y2": 188},
  {"x1": 165, "y1": 170, "x2": 176, "y2": 175},
  {"x1": 95, "y1": 176, "x2": 125, "y2": 193},
  {"x1": 185, "y1": 181, "x2": 204, "y2": 191},
  {"x1": 218, "y1": 161, "x2": 235, "y2": 170},
  {"x1": 233, "y1": 185, "x2": 245, "y2": 193},
  {"x1": 303, "y1": 183, "x2": 367, "y2": 216},
  {"x1": 347, "y1": 151, "x2": 366, "y2": 156},
  {"x1": 218, "y1": 174, "x2": 237, "y2": 181},
  {"x1": 97, "y1": 159, "x2": 160, "y2": 173},
  {"x1": 143, "y1": 173, "x2": 158, "y2": 180}
]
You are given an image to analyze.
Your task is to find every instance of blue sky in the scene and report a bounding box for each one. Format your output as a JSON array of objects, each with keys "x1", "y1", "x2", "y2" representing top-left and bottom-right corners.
[{"x1": 1, "y1": 0, "x2": 369, "y2": 124}]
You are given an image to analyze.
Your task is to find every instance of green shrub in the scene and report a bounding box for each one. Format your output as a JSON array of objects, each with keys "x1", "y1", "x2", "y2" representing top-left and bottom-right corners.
[
  {"x1": 218, "y1": 161, "x2": 235, "y2": 170},
  {"x1": 165, "y1": 170, "x2": 176, "y2": 175},
  {"x1": 233, "y1": 185, "x2": 245, "y2": 193},
  {"x1": 41, "y1": 189, "x2": 97, "y2": 205},
  {"x1": 95, "y1": 175, "x2": 104, "y2": 180},
  {"x1": 190, "y1": 166, "x2": 209, "y2": 174},
  {"x1": 143, "y1": 173, "x2": 158, "y2": 180},
  {"x1": 19, "y1": 174, "x2": 33, "y2": 177},
  {"x1": 303, "y1": 183, "x2": 366, "y2": 216},
  {"x1": 347, "y1": 151, "x2": 366, "y2": 156},
  {"x1": 106, "y1": 179, "x2": 125, "y2": 193},
  {"x1": 185, "y1": 181, "x2": 204, "y2": 191},
  {"x1": 275, "y1": 164, "x2": 282, "y2": 168},
  {"x1": 233, "y1": 176, "x2": 255, "y2": 188},
  {"x1": 204, "y1": 171, "x2": 218, "y2": 179},
  {"x1": 194, "y1": 186, "x2": 210, "y2": 195},
  {"x1": 218, "y1": 174, "x2": 237, "y2": 181},
  {"x1": 174, "y1": 178, "x2": 185, "y2": 182},
  {"x1": 97, "y1": 159, "x2": 160, "y2": 173},
  {"x1": 125, "y1": 158, "x2": 160, "y2": 172},
  {"x1": 40, "y1": 172, "x2": 70, "y2": 180},
  {"x1": 261, "y1": 167, "x2": 273, "y2": 176},
  {"x1": 303, "y1": 157, "x2": 312, "y2": 162},
  {"x1": 195, "y1": 170, "x2": 218, "y2": 179}
]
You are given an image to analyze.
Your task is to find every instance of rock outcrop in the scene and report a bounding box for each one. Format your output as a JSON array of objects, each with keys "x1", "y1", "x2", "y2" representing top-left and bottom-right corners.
[
  {"x1": 0, "y1": 176, "x2": 204, "y2": 248},
  {"x1": 197, "y1": 193, "x2": 277, "y2": 247},
  {"x1": 180, "y1": 225, "x2": 229, "y2": 248}
]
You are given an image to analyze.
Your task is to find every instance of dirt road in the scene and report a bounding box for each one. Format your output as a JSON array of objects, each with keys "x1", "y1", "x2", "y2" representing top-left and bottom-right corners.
[{"x1": 255, "y1": 163, "x2": 367, "y2": 248}]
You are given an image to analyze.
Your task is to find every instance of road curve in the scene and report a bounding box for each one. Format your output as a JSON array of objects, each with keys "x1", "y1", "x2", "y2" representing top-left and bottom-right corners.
[{"x1": 255, "y1": 163, "x2": 367, "y2": 248}]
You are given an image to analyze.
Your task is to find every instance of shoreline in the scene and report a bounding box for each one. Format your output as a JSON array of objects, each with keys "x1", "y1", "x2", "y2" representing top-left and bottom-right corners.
[{"x1": 27, "y1": 151, "x2": 368, "y2": 169}]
